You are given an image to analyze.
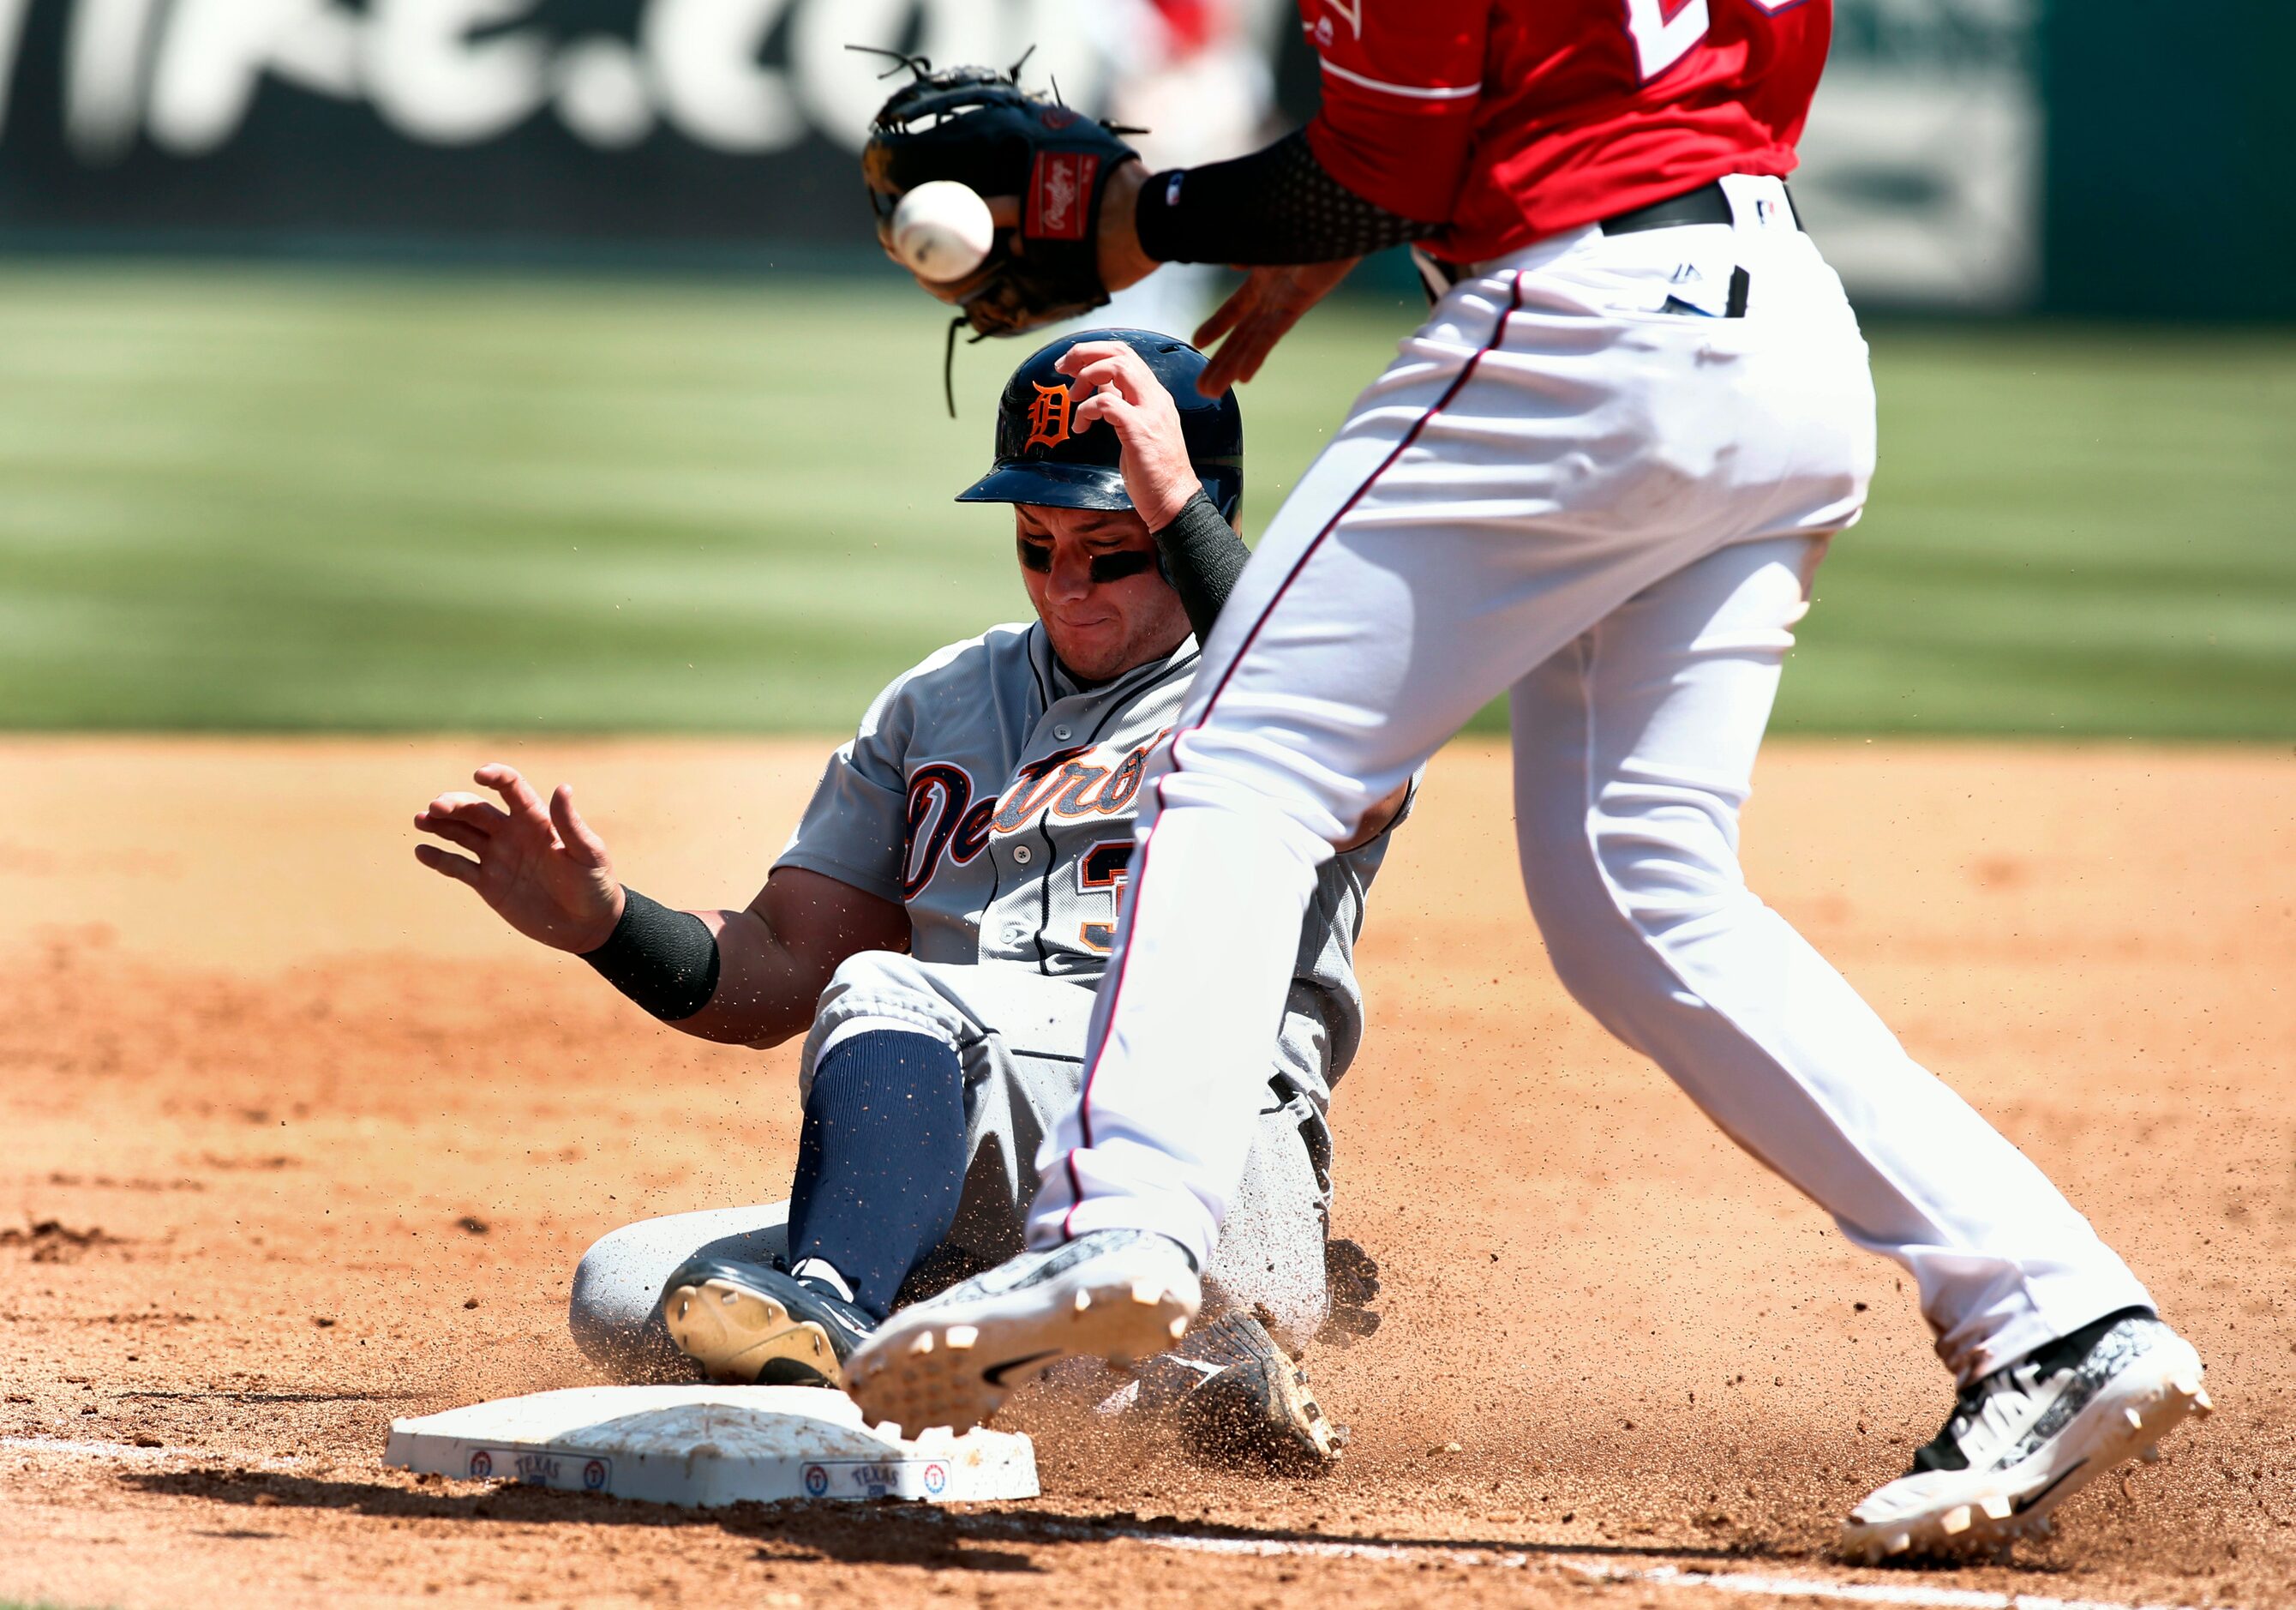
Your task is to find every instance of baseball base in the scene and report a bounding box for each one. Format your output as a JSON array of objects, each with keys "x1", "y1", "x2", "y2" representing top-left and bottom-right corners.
[{"x1": 384, "y1": 1385, "x2": 1038, "y2": 1506}]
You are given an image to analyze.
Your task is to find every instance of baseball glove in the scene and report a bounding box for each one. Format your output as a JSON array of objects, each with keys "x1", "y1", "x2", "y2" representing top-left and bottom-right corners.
[{"x1": 861, "y1": 58, "x2": 1139, "y2": 339}]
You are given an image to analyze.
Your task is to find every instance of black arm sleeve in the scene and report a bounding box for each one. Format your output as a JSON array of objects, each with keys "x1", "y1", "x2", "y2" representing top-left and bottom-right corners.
[
  {"x1": 1153, "y1": 490, "x2": 1251, "y2": 642},
  {"x1": 581, "y1": 887, "x2": 721, "y2": 1023},
  {"x1": 1133, "y1": 130, "x2": 1442, "y2": 266}
]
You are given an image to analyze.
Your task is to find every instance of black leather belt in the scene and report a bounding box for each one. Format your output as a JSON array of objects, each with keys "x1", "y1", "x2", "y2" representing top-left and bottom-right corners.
[
  {"x1": 1418, "y1": 179, "x2": 1797, "y2": 300},
  {"x1": 1598, "y1": 178, "x2": 1799, "y2": 235}
]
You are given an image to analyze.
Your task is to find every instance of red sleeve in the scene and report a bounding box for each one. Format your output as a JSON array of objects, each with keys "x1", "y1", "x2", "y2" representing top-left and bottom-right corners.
[{"x1": 1298, "y1": 0, "x2": 1489, "y2": 223}]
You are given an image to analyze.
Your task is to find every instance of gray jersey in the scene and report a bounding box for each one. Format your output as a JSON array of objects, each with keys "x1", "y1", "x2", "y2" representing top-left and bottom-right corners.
[{"x1": 775, "y1": 621, "x2": 1405, "y2": 1089}]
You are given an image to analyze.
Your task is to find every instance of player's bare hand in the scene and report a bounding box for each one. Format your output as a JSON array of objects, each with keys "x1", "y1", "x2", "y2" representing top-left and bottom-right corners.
[
  {"x1": 413, "y1": 763, "x2": 623, "y2": 954},
  {"x1": 1193, "y1": 259, "x2": 1359, "y2": 394},
  {"x1": 1056, "y1": 339, "x2": 1197, "y2": 530}
]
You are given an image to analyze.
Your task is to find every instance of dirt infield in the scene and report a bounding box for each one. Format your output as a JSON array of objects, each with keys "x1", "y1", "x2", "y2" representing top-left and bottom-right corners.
[{"x1": 2, "y1": 736, "x2": 2291, "y2": 1610}]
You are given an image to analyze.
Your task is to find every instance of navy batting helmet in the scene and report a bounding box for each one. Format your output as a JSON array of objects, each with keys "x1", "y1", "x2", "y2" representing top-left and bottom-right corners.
[{"x1": 956, "y1": 328, "x2": 1243, "y2": 522}]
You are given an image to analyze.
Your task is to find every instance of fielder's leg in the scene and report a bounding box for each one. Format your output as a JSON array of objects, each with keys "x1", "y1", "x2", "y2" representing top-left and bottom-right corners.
[{"x1": 1508, "y1": 535, "x2": 2206, "y2": 1558}]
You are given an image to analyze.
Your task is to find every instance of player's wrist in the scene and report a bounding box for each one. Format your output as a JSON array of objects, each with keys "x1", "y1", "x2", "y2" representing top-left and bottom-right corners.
[
  {"x1": 1099, "y1": 160, "x2": 1157, "y2": 291},
  {"x1": 567, "y1": 881, "x2": 626, "y2": 955},
  {"x1": 580, "y1": 886, "x2": 720, "y2": 1021},
  {"x1": 1148, "y1": 490, "x2": 1250, "y2": 643},
  {"x1": 1132, "y1": 461, "x2": 1200, "y2": 533}
]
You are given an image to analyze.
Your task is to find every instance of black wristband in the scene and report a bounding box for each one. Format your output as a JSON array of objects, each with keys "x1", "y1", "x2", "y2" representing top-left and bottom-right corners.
[
  {"x1": 581, "y1": 887, "x2": 721, "y2": 1023},
  {"x1": 1152, "y1": 490, "x2": 1251, "y2": 642},
  {"x1": 1134, "y1": 130, "x2": 1442, "y2": 266}
]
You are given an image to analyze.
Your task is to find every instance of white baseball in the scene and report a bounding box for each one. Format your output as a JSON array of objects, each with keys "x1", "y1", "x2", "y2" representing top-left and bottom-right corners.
[{"x1": 891, "y1": 181, "x2": 995, "y2": 282}]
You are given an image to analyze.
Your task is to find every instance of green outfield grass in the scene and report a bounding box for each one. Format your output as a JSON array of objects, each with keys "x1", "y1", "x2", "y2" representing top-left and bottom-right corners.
[{"x1": 0, "y1": 264, "x2": 2288, "y2": 737}]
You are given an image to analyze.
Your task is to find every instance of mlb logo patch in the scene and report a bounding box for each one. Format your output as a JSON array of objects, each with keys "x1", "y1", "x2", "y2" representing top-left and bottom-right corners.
[{"x1": 1027, "y1": 152, "x2": 1098, "y2": 241}]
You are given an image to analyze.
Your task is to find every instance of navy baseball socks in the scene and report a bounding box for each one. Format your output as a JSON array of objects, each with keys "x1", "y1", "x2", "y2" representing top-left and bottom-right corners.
[
  {"x1": 661, "y1": 1029, "x2": 967, "y2": 1386},
  {"x1": 786, "y1": 1029, "x2": 968, "y2": 1318}
]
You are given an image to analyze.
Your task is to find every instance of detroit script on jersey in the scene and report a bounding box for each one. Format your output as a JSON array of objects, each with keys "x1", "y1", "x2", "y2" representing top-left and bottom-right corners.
[
  {"x1": 1298, "y1": 0, "x2": 1831, "y2": 261},
  {"x1": 773, "y1": 622, "x2": 1402, "y2": 1080}
]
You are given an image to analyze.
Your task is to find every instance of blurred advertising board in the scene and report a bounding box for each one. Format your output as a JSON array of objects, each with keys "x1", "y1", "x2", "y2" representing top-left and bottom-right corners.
[
  {"x1": 0, "y1": 0, "x2": 1131, "y2": 255},
  {"x1": 0, "y1": 0, "x2": 2279, "y2": 315},
  {"x1": 1794, "y1": 0, "x2": 2039, "y2": 311}
]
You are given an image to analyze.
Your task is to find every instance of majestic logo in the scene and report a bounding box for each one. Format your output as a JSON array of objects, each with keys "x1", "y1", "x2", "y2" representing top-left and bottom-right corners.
[
  {"x1": 1026, "y1": 150, "x2": 1097, "y2": 241},
  {"x1": 1024, "y1": 381, "x2": 1073, "y2": 451}
]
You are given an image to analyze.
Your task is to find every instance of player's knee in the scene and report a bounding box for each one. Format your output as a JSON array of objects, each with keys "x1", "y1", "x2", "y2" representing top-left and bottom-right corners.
[
  {"x1": 567, "y1": 1227, "x2": 681, "y2": 1381},
  {"x1": 571, "y1": 1222, "x2": 758, "y2": 1384},
  {"x1": 815, "y1": 950, "x2": 962, "y2": 1034},
  {"x1": 1523, "y1": 808, "x2": 1751, "y2": 1017},
  {"x1": 822, "y1": 946, "x2": 930, "y2": 1002},
  {"x1": 805, "y1": 951, "x2": 964, "y2": 1082}
]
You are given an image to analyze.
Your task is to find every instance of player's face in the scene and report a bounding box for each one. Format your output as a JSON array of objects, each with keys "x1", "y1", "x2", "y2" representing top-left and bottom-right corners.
[{"x1": 1015, "y1": 504, "x2": 1191, "y2": 684}]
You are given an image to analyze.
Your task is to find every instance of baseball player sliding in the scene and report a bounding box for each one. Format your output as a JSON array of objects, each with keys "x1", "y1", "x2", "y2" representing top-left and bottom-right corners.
[
  {"x1": 412, "y1": 331, "x2": 1405, "y2": 1470},
  {"x1": 846, "y1": 0, "x2": 2210, "y2": 1562}
]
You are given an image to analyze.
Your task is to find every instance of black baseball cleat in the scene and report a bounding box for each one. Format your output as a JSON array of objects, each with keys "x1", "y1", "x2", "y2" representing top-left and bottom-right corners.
[
  {"x1": 1157, "y1": 1312, "x2": 1346, "y2": 1473},
  {"x1": 659, "y1": 1258, "x2": 876, "y2": 1388},
  {"x1": 1842, "y1": 1307, "x2": 2210, "y2": 1563}
]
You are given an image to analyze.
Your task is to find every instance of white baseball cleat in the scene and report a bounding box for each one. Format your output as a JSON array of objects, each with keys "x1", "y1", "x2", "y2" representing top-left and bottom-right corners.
[
  {"x1": 842, "y1": 1229, "x2": 1201, "y2": 1435},
  {"x1": 1842, "y1": 1307, "x2": 2210, "y2": 1564}
]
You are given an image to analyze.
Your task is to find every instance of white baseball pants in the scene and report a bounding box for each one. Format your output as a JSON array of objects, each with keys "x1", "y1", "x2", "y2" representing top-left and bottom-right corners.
[{"x1": 1028, "y1": 177, "x2": 2153, "y2": 1383}]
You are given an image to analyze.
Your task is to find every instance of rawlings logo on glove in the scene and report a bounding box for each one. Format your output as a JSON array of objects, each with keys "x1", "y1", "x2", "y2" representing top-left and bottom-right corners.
[{"x1": 1028, "y1": 151, "x2": 1096, "y2": 242}]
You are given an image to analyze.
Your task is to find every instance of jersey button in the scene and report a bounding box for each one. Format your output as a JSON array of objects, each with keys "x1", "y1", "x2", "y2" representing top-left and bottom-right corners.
[
  {"x1": 1003, "y1": 925, "x2": 1027, "y2": 945},
  {"x1": 1013, "y1": 844, "x2": 1034, "y2": 865},
  {"x1": 1052, "y1": 724, "x2": 1072, "y2": 741}
]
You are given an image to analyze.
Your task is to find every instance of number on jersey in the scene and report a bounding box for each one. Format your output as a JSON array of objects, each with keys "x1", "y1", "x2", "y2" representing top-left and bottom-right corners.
[
  {"x1": 1624, "y1": 0, "x2": 1806, "y2": 84},
  {"x1": 1076, "y1": 840, "x2": 1132, "y2": 952}
]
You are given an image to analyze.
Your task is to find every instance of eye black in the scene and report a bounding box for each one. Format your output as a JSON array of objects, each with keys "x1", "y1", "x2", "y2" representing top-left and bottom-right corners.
[
  {"x1": 1017, "y1": 538, "x2": 1052, "y2": 573},
  {"x1": 1087, "y1": 550, "x2": 1157, "y2": 582}
]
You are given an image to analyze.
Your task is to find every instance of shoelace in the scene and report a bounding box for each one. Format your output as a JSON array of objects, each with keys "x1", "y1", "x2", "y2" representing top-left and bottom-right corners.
[{"x1": 1918, "y1": 1357, "x2": 2058, "y2": 1472}]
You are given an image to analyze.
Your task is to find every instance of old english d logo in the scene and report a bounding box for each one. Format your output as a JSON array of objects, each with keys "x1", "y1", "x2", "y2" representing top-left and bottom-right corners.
[{"x1": 1024, "y1": 381, "x2": 1072, "y2": 451}]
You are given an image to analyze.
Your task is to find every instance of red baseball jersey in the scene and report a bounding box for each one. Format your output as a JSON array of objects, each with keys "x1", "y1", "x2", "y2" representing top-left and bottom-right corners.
[{"x1": 1298, "y1": 0, "x2": 1831, "y2": 264}]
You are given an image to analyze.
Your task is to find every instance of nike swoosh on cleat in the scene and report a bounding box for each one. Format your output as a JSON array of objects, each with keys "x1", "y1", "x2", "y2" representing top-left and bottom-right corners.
[
  {"x1": 982, "y1": 1349, "x2": 1061, "y2": 1388},
  {"x1": 2011, "y1": 1457, "x2": 2086, "y2": 1512}
]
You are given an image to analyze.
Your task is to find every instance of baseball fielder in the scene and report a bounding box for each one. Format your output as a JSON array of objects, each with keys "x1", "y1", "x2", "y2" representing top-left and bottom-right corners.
[
  {"x1": 845, "y1": 0, "x2": 2210, "y2": 1560},
  {"x1": 412, "y1": 330, "x2": 1404, "y2": 1469}
]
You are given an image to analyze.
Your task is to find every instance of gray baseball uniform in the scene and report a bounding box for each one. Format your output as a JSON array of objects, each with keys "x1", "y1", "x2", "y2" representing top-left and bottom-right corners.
[{"x1": 570, "y1": 620, "x2": 1405, "y2": 1377}]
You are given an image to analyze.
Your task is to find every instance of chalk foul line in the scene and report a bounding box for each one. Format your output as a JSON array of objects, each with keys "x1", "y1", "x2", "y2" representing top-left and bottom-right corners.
[{"x1": 1081, "y1": 1523, "x2": 2231, "y2": 1610}]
